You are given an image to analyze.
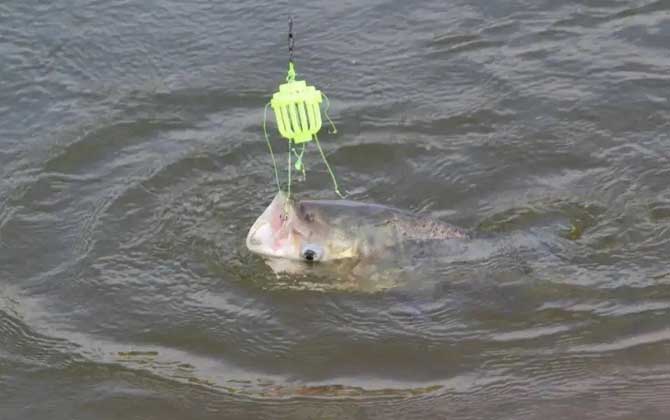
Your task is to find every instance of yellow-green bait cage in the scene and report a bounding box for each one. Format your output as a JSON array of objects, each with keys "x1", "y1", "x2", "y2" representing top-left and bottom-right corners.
[
  {"x1": 270, "y1": 64, "x2": 323, "y2": 144},
  {"x1": 262, "y1": 18, "x2": 344, "y2": 199}
]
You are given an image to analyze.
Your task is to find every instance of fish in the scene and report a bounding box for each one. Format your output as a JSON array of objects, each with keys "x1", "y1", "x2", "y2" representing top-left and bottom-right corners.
[{"x1": 245, "y1": 190, "x2": 468, "y2": 271}]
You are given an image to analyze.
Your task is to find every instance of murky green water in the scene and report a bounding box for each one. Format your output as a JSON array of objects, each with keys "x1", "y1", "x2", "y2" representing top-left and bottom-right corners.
[{"x1": 2, "y1": 1, "x2": 670, "y2": 419}]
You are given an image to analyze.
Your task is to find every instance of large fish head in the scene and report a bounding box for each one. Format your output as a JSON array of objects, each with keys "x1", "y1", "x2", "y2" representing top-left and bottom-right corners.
[{"x1": 246, "y1": 191, "x2": 357, "y2": 262}]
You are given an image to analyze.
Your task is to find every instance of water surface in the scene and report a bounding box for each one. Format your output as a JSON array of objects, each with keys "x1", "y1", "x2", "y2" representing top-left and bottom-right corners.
[{"x1": 2, "y1": 0, "x2": 670, "y2": 419}]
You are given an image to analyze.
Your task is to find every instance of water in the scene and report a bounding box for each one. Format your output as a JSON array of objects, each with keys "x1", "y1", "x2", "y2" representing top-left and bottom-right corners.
[{"x1": 2, "y1": 0, "x2": 670, "y2": 418}]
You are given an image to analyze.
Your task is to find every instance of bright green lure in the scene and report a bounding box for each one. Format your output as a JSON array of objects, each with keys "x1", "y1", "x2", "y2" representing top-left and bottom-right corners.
[{"x1": 263, "y1": 19, "x2": 344, "y2": 199}]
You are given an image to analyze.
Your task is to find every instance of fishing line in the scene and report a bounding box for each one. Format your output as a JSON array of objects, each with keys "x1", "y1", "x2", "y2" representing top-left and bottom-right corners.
[{"x1": 261, "y1": 16, "x2": 345, "y2": 200}]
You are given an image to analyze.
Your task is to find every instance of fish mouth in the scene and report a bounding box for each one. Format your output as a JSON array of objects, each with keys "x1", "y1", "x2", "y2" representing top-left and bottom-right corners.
[
  {"x1": 246, "y1": 219, "x2": 304, "y2": 261},
  {"x1": 245, "y1": 223, "x2": 261, "y2": 251},
  {"x1": 245, "y1": 221, "x2": 273, "y2": 256}
]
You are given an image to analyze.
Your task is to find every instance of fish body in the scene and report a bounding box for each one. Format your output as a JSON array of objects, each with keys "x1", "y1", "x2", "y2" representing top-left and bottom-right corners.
[{"x1": 246, "y1": 191, "x2": 467, "y2": 266}]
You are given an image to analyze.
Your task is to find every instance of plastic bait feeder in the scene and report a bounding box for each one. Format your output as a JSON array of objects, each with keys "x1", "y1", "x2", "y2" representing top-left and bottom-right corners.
[
  {"x1": 270, "y1": 62, "x2": 323, "y2": 144},
  {"x1": 261, "y1": 17, "x2": 344, "y2": 199}
]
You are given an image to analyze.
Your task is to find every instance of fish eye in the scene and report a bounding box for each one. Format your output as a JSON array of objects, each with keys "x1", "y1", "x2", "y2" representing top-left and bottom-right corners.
[{"x1": 301, "y1": 244, "x2": 323, "y2": 262}]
